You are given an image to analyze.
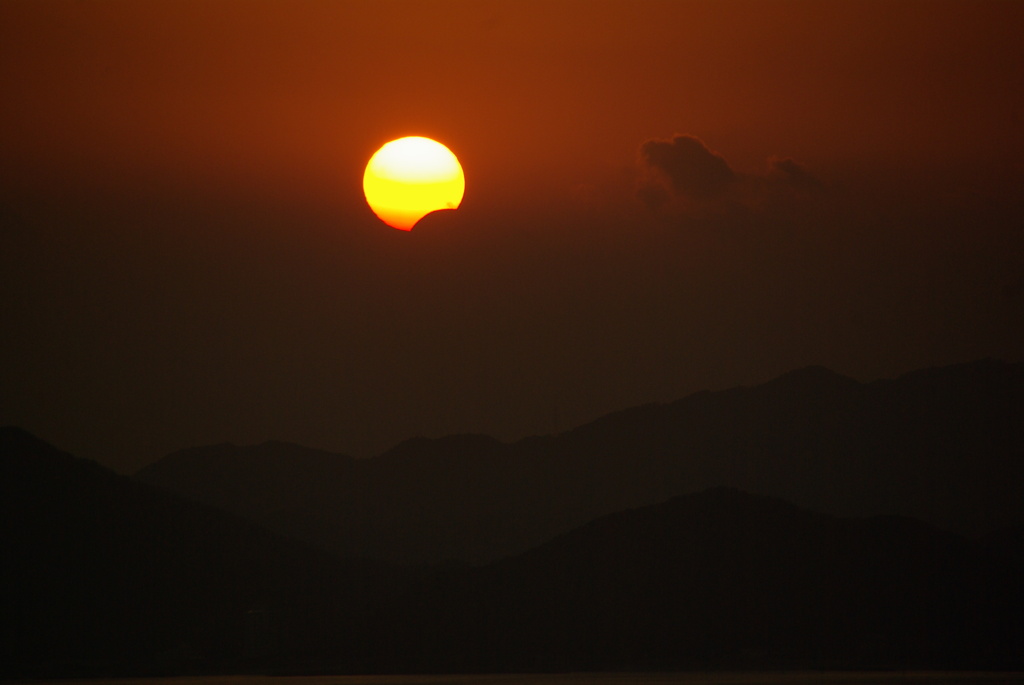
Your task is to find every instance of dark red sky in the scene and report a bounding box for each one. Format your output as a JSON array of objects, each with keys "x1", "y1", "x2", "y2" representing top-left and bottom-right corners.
[{"x1": 2, "y1": 0, "x2": 1023, "y2": 472}]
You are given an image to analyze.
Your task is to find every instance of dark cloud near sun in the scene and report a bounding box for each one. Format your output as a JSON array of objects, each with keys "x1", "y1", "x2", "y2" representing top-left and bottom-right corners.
[
  {"x1": 768, "y1": 156, "x2": 822, "y2": 192},
  {"x1": 635, "y1": 134, "x2": 821, "y2": 218},
  {"x1": 638, "y1": 135, "x2": 736, "y2": 201}
]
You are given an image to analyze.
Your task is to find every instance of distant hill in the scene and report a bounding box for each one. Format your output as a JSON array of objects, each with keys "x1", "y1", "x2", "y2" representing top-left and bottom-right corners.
[
  {"x1": 0, "y1": 427, "x2": 400, "y2": 678},
  {"x1": 4, "y1": 428, "x2": 1022, "y2": 675},
  {"x1": 137, "y1": 359, "x2": 1024, "y2": 564},
  {"x1": 366, "y1": 487, "x2": 1024, "y2": 672}
]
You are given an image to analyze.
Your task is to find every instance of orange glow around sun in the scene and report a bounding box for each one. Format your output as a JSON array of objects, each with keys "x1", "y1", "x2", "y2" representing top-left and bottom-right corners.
[{"x1": 363, "y1": 137, "x2": 465, "y2": 230}]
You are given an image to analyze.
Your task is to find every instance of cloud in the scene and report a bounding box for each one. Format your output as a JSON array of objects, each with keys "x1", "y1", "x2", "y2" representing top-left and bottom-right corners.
[
  {"x1": 638, "y1": 135, "x2": 736, "y2": 201},
  {"x1": 635, "y1": 135, "x2": 821, "y2": 219},
  {"x1": 768, "y1": 156, "x2": 822, "y2": 192}
]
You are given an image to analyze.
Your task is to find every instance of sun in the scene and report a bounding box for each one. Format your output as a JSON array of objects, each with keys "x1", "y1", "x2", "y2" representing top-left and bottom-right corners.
[{"x1": 363, "y1": 137, "x2": 465, "y2": 231}]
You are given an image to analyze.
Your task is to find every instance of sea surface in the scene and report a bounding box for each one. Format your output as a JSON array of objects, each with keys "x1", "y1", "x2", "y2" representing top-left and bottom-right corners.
[{"x1": 17, "y1": 673, "x2": 1024, "y2": 685}]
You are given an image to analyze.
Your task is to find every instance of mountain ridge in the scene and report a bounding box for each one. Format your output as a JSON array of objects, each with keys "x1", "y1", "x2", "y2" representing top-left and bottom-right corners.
[
  {"x1": 135, "y1": 358, "x2": 1023, "y2": 564},
  {"x1": 4, "y1": 428, "x2": 1023, "y2": 675},
  {"x1": 0, "y1": 425, "x2": 407, "y2": 678},
  {"x1": 361, "y1": 485, "x2": 1024, "y2": 672}
]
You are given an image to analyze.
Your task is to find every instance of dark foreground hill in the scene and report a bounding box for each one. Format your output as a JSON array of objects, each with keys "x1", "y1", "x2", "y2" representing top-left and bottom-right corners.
[
  {"x1": 3, "y1": 428, "x2": 1023, "y2": 675},
  {"x1": 363, "y1": 488, "x2": 1024, "y2": 672},
  {"x1": 0, "y1": 427, "x2": 401, "y2": 678},
  {"x1": 137, "y1": 359, "x2": 1024, "y2": 564}
]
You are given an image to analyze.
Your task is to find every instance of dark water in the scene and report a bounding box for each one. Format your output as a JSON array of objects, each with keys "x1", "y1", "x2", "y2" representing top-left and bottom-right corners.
[{"x1": 21, "y1": 673, "x2": 1024, "y2": 685}]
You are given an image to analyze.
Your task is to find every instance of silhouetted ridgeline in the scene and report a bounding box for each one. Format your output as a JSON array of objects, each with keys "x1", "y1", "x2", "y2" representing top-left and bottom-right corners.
[
  {"x1": 137, "y1": 359, "x2": 1024, "y2": 565},
  {"x1": 4, "y1": 360, "x2": 1023, "y2": 676},
  {"x1": 3, "y1": 427, "x2": 1023, "y2": 676},
  {"x1": 0, "y1": 427, "x2": 405, "y2": 678},
  {"x1": 362, "y1": 488, "x2": 1024, "y2": 672}
]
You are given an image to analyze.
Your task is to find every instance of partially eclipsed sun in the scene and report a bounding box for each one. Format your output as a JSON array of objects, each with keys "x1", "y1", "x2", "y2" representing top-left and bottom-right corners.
[{"x1": 363, "y1": 136, "x2": 465, "y2": 231}]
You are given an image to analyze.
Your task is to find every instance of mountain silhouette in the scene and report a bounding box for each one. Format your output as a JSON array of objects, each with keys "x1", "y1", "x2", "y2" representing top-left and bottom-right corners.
[
  {"x1": 354, "y1": 488, "x2": 1024, "y2": 672},
  {"x1": 0, "y1": 427, "x2": 402, "y2": 678},
  {"x1": 137, "y1": 359, "x2": 1024, "y2": 564},
  {"x1": 4, "y1": 428, "x2": 1022, "y2": 675}
]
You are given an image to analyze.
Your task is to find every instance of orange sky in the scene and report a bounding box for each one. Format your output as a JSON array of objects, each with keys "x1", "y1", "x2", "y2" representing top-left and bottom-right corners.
[
  {"x1": 3, "y1": 1, "x2": 1021, "y2": 198},
  {"x1": 2, "y1": 0, "x2": 1022, "y2": 471}
]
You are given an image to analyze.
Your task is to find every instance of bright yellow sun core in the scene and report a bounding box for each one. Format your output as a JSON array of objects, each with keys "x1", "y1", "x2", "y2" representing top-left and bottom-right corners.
[{"x1": 363, "y1": 137, "x2": 465, "y2": 231}]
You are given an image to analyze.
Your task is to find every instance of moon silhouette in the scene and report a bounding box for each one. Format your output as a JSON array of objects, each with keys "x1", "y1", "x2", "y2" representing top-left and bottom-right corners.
[{"x1": 363, "y1": 137, "x2": 465, "y2": 231}]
